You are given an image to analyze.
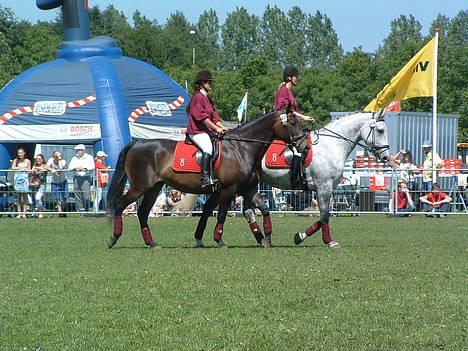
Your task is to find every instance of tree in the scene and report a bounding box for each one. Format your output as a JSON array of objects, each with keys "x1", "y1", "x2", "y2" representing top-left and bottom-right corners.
[
  {"x1": 160, "y1": 11, "x2": 193, "y2": 69},
  {"x1": 333, "y1": 48, "x2": 379, "y2": 111},
  {"x1": 13, "y1": 23, "x2": 61, "y2": 72},
  {"x1": 221, "y1": 7, "x2": 260, "y2": 70},
  {"x1": 438, "y1": 11, "x2": 468, "y2": 141},
  {"x1": 259, "y1": 5, "x2": 288, "y2": 66},
  {"x1": 304, "y1": 11, "x2": 343, "y2": 68},
  {"x1": 284, "y1": 7, "x2": 308, "y2": 67},
  {"x1": 124, "y1": 11, "x2": 165, "y2": 67},
  {"x1": 195, "y1": 9, "x2": 221, "y2": 69}
]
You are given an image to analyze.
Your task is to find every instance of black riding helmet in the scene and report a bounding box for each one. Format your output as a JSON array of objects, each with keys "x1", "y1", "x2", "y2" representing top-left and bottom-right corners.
[
  {"x1": 194, "y1": 69, "x2": 215, "y2": 84},
  {"x1": 283, "y1": 66, "x2": 300, "y2": 82}
]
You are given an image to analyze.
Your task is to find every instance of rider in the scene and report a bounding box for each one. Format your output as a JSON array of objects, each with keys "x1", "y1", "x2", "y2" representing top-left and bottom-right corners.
[
  {"x1": 274, "y1": 65, "x2": 315, "y2": 189},
  {"x1": 186, "y1": 69, "x2": 228, "y2": 189}
]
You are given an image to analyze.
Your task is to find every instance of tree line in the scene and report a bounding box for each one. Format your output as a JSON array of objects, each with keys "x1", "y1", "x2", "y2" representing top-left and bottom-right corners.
[{"x1": 0, "y1": 5, "x2": 466, "y2": 140}]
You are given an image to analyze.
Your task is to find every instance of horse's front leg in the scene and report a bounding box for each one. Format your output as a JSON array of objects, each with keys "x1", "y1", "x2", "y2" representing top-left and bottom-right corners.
[
  {"x1": 294, "y1": 183, "x2": 339, "y2": 248},
  {"x1": 194, "y1": 193, "x2": 220, "y2": 248},
  {"x1": 243, "y1": 191, "x2": 272, "y2": 248},
  {"x1": 242, "y1": 194, "x2": 265, "y2": 246},
  {"x1": 213, "y1": 189, "x2": 236, "y2": 248}
]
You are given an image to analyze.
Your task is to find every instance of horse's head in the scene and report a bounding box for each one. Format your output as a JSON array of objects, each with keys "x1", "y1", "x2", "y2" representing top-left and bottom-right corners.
[
  {"x1": 272, "y1": 110, "x2": 307, "y2": 148},
  {"x1": 360, "y1": 111, "x2": 390, "y2": 163}
]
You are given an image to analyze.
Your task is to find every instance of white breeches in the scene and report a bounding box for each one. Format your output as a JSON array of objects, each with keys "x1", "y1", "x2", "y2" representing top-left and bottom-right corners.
[{"x1": 189, "y1": 133, "x2": 213, "y2": 155}]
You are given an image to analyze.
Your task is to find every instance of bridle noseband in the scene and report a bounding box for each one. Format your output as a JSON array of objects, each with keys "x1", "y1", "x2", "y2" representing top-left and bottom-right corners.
[{"x1": 365, "y1": 117, "x2": 390, "y2": 156}]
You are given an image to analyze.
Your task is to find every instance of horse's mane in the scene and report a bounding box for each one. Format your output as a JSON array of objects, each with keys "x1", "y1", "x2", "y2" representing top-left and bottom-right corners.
[
  {"x1": 228, "y1": 110, "x2": 277, "y2": 135},
  {"x1": 323, "y1": 111, "x2": 369, "y2": 130}
]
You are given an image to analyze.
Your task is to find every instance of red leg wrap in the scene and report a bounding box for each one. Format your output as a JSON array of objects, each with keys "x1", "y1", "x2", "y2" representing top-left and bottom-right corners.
[
  {"x1": 263, "y1": 216, "x2": 272, "y2": 235},
  {"x1": 141, "y1": 227, "x2": 153, "y2": 245},
  {"x1": 214, "y1": 223, "x2": 224, "y2": 242},
  {"x1": 322, "y1": 223, "x2": 332, "y2": 244},
  {"x1": 305, "y1": 221, "x2": 322, "y2": 236},
  {"x1": 249, "y1": 222, "x2": 262, "y2": 234},
  {"x1": 113, "y1": 215, "x2": 123, "y2": 238}
]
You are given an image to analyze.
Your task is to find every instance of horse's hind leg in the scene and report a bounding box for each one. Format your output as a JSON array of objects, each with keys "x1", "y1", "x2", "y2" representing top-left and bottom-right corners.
[
  {"x1": 194, "y1": 192, "x2": 219, "y2": 248},
  {"x1": 108, "y1": 188, "x2": 143, "y2": 249},
  {"x1": 137, "y1": 183, "x2": 164, "y2": 248},
  {"x1": 213, "y1": 188, "x2": 236, "y2": 248},
  {"x1": 251, "y1": 192, "x2": 273, "y2": 248},
  {"x1": 242, "y1": 191, "x2": 270, "y2": 248},
  {"x1": 294, "y1": 184, "x2": 339, "y2": 247}
]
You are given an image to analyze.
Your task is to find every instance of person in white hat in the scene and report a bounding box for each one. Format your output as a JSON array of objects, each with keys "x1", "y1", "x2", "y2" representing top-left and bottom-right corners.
[
  {"x1": 421, "y1": 140, "x2": 444, "y2": 192},
  {"x1": 69, "y1": 144, "x2": 95, "y2": 212},
  {"x1": 95, "y1": 150, "x2": 110, "y2": 209}
]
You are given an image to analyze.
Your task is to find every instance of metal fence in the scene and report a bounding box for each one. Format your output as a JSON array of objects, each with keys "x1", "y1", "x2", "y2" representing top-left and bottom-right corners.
[{"x1": 0, "y1": 168, "x2": 467, "y2": 217}]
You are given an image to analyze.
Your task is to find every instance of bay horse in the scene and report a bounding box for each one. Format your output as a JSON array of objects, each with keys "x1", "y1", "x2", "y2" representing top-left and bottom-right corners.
[
  {"x1": 192, "y1": 112, "x2": 390, "y2": 248},
  {"x1": 106, "y1": 110, "x2": 306, "y2": 248}
]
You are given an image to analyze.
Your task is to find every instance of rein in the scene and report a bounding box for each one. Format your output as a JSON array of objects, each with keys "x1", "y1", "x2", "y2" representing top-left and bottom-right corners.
[
  {"x1": 221, "y1": 133, "x2": 305, "y2": 147},
  {"x1": 312, "y1": 118, "x2": 389, "y2": 156}
]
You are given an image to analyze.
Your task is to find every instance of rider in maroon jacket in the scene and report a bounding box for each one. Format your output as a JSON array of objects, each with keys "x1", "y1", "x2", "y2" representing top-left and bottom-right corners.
[
  {"x1": 274, "y1": 66, "x2": 315, "y2": 189},
  {"x1": 186, "y1": 70, "x2": 228, "y2": 189}
]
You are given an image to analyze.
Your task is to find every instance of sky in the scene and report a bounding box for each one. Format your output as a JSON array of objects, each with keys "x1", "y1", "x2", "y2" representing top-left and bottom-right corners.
[{"x1": 1, "y1": 0, "x2": 465, "y2": 52}]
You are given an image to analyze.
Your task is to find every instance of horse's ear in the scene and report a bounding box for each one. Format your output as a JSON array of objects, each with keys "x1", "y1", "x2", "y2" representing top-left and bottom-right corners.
[{"x1": 375, "y1": 108, "x2": 386, "y2": 121}]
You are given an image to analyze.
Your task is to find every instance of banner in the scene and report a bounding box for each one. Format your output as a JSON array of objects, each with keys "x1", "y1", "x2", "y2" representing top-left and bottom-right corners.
[
  {"x1": 365, "y1": 38, "x2": 435, "y2": 112},
  {"x1": 236, "y1": 92, "x2": 248, "y2": 122}
]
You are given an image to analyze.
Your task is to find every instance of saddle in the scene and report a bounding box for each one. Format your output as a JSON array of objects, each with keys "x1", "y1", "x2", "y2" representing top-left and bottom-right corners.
[
  {"x1": 265, "y1": 134, "x2": 313, "y2": 169},
  {"x1": 172, "y1": 136, "x2": 222, "y2": 173}
]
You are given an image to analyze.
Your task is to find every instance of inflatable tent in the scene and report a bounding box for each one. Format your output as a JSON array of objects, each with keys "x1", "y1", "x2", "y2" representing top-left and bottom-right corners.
[{"x1": 0, "y1": 0, "x2": 190, "y2": 169}]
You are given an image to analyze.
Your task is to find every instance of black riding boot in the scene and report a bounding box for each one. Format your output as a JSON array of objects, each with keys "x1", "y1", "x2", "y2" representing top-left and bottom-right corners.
[
  {"x1": 290, "y1": 154, "x2": 303, "y2": 190},
  {"x1": 200, "y1": 152, "x2": 213, "y2": 189}
]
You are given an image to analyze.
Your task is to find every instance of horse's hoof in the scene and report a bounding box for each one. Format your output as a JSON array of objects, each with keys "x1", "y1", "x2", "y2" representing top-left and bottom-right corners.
[
  {"x1": 216, "y1": 240, "x2": 228, "y2": 249},
  {"x1": 107, "y1": 236, "x2": 118, "y2": 249},
  {"x1": 261, "y1": 238, "x2": 272, "y2": 249},
  {"x1": 193, "y1": 240, "x2": 205, "y2": 248},
  {"x1": 294, "y1": 232, "x2": 305, "y2": 245},
  {"x1": 147, "y1": 241, "x2": 161, "y2": 249},
  {"x1": 328, "y1": 241, "x2": 340, "y2": 248}
]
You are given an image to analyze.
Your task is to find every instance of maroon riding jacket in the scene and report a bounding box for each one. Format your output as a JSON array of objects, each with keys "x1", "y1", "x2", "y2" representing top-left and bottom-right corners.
[
  {"x1": 273, "y1": 85, "x2": 298, "y2": 112},
  {"x1": 186, "y1": 90, "x2": 220, "y2": 134}
]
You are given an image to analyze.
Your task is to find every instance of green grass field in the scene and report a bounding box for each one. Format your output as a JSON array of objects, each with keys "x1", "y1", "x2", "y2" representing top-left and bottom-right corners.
[{"x1": 0, "y1": 215, "x2": 467, "y2": 351}]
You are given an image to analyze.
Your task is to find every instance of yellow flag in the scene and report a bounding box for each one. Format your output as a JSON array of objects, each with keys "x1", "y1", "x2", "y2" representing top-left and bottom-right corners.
[{"x1": 364, "y1": 37, "x2": 435, "y2": 112}]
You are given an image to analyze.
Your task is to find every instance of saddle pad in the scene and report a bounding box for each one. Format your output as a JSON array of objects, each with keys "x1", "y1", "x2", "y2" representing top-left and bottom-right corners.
[
  {"x1": 265, "y1": 135, "x2": 312, "y2": 169},
  {"x1": 172, "y1": 141, "x2": 221, "y2": 173}
]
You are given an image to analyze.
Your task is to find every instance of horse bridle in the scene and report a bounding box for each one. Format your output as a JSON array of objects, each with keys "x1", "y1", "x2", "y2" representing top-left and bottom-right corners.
[
  {"x1": 316, "y1": 112, "x2": 389, "y2": 157},
  {"x1": 222, "y1": 111, "x2": 307, "y2": 147},
  {"x1": 364, "y1": 116, "x2": 390, "y2": 156}
]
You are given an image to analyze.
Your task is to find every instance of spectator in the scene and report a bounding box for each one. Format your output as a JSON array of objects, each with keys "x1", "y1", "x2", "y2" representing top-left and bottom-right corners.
[
  {"x1": 30, "y1": 154, "x2": 49, "y2": 218},
  {"x1": 388, "y1": 181, "x2": 415, "y2": 216},
  {"x1": 122, "y1": 188, "x2": 137, "y2": 216},
  {"x1": 11, "y1": 147, "x2": 31, "y2": 218},
  {"x1": 69, "y1": 144, "x2": 94, "y2": 212},
  {"x1": 150, "y1": 190, "x2": 167, "y2": 217},
  {"x1": 421, "y1": 140, "x2": 444, "y2": 192},
  {"x1": 94, "y1": 151, "x2": 110, "y2": 210},
  {"x1": 47, "y1": 151, "x2": 68, "y2": 216},
  {"x1": 391, "y1": 149, "x2": 419, "y2": 191},
  {"x1": 167, "y1": 188, "x2": 183, "y2": 215},
  {"x1": 233, "y1": 195, "x2": 243, "y2": 211},
  {"x1": 419, "y1": 183, "x2": 452, "y2": 218}
]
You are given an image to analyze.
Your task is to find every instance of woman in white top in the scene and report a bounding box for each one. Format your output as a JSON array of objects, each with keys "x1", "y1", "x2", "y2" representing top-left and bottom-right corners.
[
  {"x1": 11, "y1": 147, "x2": 31, "y2": 218},
  {"x1": 391, "y1": 150, "x2": 419, "y2": 190}
]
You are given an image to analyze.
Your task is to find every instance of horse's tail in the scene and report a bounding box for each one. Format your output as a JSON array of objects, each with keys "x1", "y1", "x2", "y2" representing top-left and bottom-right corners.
[{"x1": 107, "y1": 141, "x2": 137, "y2": 219}]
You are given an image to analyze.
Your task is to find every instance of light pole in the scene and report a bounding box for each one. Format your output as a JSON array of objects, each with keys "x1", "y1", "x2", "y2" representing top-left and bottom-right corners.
[{"x1": 189, "y1": 30, "x2": 196, "y2": 65}]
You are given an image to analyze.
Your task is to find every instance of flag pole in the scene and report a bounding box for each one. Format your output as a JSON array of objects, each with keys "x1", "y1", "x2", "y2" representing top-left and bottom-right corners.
[
  {"x1": 244, "y1": 90, "x2": 248, "y2": 124},
  {"x1": 432, "y1": 27, "x2": 439, "y2": 183}
]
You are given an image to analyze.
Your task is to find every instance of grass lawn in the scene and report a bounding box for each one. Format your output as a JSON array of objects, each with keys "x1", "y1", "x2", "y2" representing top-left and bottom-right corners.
[{"x1": 0, "y1": 214, "x2": 467, "y2": 351}]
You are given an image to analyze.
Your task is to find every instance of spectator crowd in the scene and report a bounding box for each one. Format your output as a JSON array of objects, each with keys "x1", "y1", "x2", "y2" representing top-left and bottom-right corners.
[{"x1": 0, "y1": 140, "x2": 465, "y2": 218}]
